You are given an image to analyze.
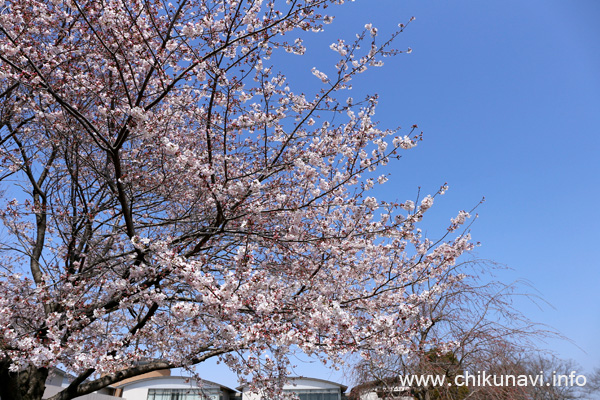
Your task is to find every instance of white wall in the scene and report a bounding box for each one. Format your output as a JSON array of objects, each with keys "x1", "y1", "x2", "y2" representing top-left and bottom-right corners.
[
  {"x1": 284, "y1": 378, "x2": 342, "y2": 391},
  {"x1": 43, "y1": 385, "x2": 120, "y2": 400},
  {"x1": 240, "y1": 377, "x2": 345, "y2": 400},
  {"x1": 120, "y1": 376, "x2": 221, "y2": 400}
]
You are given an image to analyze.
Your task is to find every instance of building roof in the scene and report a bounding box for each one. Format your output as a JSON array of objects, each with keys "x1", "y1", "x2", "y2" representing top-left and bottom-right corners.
[
  {"x1": 236, "y1": 377, "x2": 348, "y2": 393},
  {"x1": 114, "y1": 374, "x2": 238, "y2": 393}
]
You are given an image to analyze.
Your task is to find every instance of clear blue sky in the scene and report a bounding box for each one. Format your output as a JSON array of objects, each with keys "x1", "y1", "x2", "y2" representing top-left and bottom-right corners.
[{"x1": 195, "y1": 0, "x2": 600, "y2": 387}]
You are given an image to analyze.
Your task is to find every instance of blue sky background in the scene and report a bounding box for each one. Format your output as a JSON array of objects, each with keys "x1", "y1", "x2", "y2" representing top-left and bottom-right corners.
[{"x1": 194, "y1": 0, "x2": 600, "y2": 387}]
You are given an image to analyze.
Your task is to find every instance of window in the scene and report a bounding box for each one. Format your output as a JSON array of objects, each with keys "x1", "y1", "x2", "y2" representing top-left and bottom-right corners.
[
  {"x1": 286, "y1": 388, "x2": 340, "y2": 400},
  {"x1": 147, "y1": 389, "x2": 221, "y2": 400}
]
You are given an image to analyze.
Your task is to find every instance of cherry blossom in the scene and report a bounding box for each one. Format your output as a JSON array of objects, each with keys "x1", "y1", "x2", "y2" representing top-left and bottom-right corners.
[{"x1": 0, "y1": 1, "x2": 466, "y2": 399}]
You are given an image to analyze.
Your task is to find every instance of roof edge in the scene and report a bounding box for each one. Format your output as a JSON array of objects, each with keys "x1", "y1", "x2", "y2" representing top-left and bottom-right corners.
[
  {"x1": 115, "y1": 375, "x2": 237, "y2": 392},
  {"x1": 236, "y1": 377, "x2": 348, "y2": 392}
]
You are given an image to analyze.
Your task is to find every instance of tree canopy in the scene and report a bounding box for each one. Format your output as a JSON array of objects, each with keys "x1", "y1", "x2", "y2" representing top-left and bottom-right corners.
[{"x1": 0, "y1": 1, "x2": 474, "y2": 399}]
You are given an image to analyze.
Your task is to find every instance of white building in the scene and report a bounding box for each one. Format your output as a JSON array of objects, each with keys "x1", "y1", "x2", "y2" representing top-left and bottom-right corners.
[
  {"x1": 348, "y1": 380, "x2": 413, "y2": 400},
  {"x1": 43, "y1": 368, "x2": 119, "y2": 400},
  {"x1": 41, "y1": 370, "x2": 349, "y2": 400},
  {"x1": 42, "y1": 369, "x2": 236, "y2": 400},
  {"x1": 238, "y1": 377, "x2": 347, "y2": 400},
  {"x1": 112, "y1": 370, "x2": 237, "y2": 400}
]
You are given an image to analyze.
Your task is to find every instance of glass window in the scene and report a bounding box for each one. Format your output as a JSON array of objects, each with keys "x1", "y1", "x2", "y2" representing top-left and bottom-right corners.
[{"x1": 147, "y1": 389, "x2": 220, "y2": 400}]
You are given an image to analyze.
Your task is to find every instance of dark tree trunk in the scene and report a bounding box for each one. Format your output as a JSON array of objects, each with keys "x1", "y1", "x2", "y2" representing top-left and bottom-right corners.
[{"x1": 0, "y1": 359, "x2": 48, "y2": 400}]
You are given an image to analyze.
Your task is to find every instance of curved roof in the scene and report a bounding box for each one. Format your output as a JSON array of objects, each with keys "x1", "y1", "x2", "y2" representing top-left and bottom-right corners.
[
  {"x1": 237, "y1": 377, "x2": 348, "y2": 392},
  {"x1": 115, "y1": 375, "x2": 237, "y2": 393}
]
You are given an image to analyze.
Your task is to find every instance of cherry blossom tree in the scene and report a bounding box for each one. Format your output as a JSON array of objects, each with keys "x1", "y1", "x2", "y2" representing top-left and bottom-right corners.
[
  {"x1": 0, "y1": 1, "x2": 475, "y2": 399},
  {"x1": 349, "y1": 263, "x2": 555, "y2": 400}
]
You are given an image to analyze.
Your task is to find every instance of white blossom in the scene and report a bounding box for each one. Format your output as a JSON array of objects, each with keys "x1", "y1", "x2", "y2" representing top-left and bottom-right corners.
[
  {"x1": 420, "y1": 195, "x2": 434, "y2": 211},
  {"x1": 364, "y1": 196, "x2": 378, "y2": 210},
  {"x1": 401, "y1": 200, "x2": 415, "y2": 211}
]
